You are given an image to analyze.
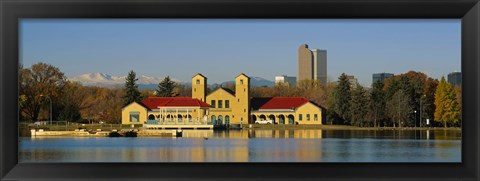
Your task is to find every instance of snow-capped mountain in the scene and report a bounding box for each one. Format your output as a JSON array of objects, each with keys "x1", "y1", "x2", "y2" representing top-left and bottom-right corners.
[
  {"x1": 68, "y1": 73, "x2": 183, "y2": 87},
  {"x1": 69, "y1": 73, "x2": 274, "y2": 89},
  {"x1": 219, "y1": 76, "x2": 274, "y2": 87}
]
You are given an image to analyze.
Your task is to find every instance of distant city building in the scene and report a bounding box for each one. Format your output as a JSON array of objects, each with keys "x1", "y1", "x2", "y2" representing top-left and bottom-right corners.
[
  {"x1": 298, "y1": 44, "x2": 327, "y2": 85},
  {"x1": 448, "y1": 71, "x2": 462, "y2": 86},
  {"x1": 372, "y1": 73, "x2": 394, "y2": 84},
  {"x1": 275, "y1": 75, "x2": 297, "y2": 86},
  {"x1": 346, "y1": 75, "x2": 358, "y2": 88}
]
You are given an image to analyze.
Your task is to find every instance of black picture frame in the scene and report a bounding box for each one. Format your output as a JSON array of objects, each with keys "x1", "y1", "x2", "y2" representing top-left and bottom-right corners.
[{"x1": 1, "y1": 0, "x2": 479, "y2": 180}]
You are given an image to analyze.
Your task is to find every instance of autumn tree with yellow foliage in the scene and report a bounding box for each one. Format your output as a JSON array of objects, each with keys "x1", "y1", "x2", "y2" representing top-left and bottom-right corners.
[{"x1": 434, "y1": 77, "x2": 461, "y2": 127}]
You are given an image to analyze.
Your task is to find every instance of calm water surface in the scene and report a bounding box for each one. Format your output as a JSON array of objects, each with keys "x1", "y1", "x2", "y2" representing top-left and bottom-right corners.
[{"x1": 19, "y1": 129, "x2": 461, "y2": 162}]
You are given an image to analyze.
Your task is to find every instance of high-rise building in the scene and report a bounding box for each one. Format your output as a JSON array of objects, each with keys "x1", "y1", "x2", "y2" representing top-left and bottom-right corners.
[
  {"x1": 298, "y1": 44, "x2": 327, "y2": 85},
  {"x1": 275, "y1": 75, "x2": 297, "y2": 86},
  {"x1": 312, "y1": 49, "x2": 327, "y2": 84},
  {"x1": 346, "y1": 75, "x2": 358, "y2": 88},
  {"x1": 372, "y1": 73, "x2": 394, "y2": 84},
  {"x1": 448, "y1": 71, "x2": 462, "y2": 86}
]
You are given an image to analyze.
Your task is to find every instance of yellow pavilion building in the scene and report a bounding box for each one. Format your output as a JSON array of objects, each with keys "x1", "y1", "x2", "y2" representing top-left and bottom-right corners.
[{"x1": 122, "y1": 73, "x2": 324, "y2": 127}]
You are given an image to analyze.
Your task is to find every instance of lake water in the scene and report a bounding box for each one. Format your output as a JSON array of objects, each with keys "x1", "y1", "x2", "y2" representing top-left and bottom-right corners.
[{"x1": 19, "y1": 129, "x2": 461, "y2": 162}]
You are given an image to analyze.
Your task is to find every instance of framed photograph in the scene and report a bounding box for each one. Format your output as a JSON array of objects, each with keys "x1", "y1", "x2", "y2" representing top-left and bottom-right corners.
[{"x1": 1, "y1": 0, "x2": 479, "y2": 180}]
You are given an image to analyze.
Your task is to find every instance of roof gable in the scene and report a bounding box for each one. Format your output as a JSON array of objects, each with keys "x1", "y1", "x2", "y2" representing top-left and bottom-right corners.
[
  {"x1": 251, "y1": 97, "x2": 311, "y2": 110},
  {"x1": 122, "y1": 101, "x2": 148, "y2": 111},
  {"x1": 208, "y1": 87, "x2": 236, "y2": 97},
  {"x1": 235, "y1": 73, "x2": 250, "y2": 79}
]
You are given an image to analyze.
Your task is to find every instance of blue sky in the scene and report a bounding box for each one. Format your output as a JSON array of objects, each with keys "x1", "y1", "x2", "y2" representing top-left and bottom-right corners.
[{"x1": 20, "y1": 19, "x2": 461, "y2": 86}]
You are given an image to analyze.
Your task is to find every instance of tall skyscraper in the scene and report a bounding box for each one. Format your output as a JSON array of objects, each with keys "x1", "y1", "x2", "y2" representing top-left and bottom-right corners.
[
  {"x1": 312, "y1": 49, "x2": 327, "y2": 85},
  {"x1": 298, "y1": 44, "x2": 327, "y2": 85},
  {"x1": 448, "y1": 71, "x2": 462, "y2": 86},
  {"x1": 372, "y1": 73, "x2": 394, "y2": 84}
]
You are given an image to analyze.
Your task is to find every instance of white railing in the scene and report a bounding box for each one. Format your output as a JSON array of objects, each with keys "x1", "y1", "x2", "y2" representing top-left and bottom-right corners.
[{"x1": 149, "y1": 119, "x2": 212, "y2": 125}]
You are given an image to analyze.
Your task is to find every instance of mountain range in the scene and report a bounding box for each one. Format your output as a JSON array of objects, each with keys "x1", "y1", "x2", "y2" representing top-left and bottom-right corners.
[{"x1": 68, "y1": 73, "x2": 274, "y2": 90}]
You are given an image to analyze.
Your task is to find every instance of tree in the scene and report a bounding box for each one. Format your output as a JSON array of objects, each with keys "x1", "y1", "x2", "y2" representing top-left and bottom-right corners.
[
  {"x1": 350, "y1": 84, "x2": 369, "y2": 127},
  {"x1": 156, "y1": 76, "x2": 177, "y2": 97},
  {"x1": 56, "y1": 81, "x2": 83, "y2": 122},
  {"x1": 369, "y1": 81, "x2": 386, "y2": 127},
  {"x1": 123, "y1": 70, "x2": 142, "y2": 106},
  {"x1": 332, "y1": 73, "x2": 352, "y2": 124},
  {"x1": 19, "y1": 62, "x2": 66, "y2": 122},
  {"x1": 434, "y1": 77, "x2": 461, "y2": 127},
  {"x1": 421, "y1": 78, "x2": 438, "y2": 126},
  {"x1": 386, "y1": 89, "x2": 413, "y2": 127}
]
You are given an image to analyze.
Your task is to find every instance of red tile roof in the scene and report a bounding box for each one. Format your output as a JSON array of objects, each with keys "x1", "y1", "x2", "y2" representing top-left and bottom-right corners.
[
  {"x1": 251, "y1": 97, "x2": 312, "y2": 110},
  {"x1": 140, "y1": 97, "x2": 210, "y2": 109}
]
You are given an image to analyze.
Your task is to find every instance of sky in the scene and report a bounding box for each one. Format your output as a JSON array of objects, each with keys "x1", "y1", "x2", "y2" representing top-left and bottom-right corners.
[{"x1": 20, "y1": 19, "x2": 461, "y2": 86}]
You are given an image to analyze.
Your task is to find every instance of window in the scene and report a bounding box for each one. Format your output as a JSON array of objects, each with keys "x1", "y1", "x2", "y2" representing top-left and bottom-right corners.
[
  {"x1": 211, "y1": 100, "x2": 216, "y2": 108},
  {"x1": 244, "y1": 109, "x2": 246, "y2": 112},
  {"x1": 314, "y1": 114, "x2": 318, "y2": 121},
  {"x1": 225, "y1": 100, "x2": 230, "y2": 108},
  {"x1": 218, "y1": 100, "x2": 223, "y2": 108},
  {"x1": 240, "y1": 79, "x2": 244, "y2": 84},
  {"x1": 238, "y1": 98, "x2": 240, "y2": 102},
  {"x1": 299, "y1": 114, "x2": 303, "y2": 121},
  {"x1": 225, "y1": 116, "x2": 230, "y2": 125},
  {"x1": 306, "y1": 114, "x2": 310, "y2": 121},
  {"x1": 194, "y1": 88, "x2": 196, "y2": 92},
  {"x1": 244, "y1": 88, "x2": 245, "y2": 92},
  {"x1": 130, "y1": 112, "x2": 140, "y2": 122},
  {"x1": 196, "y1": 79, "x2": 200, "y2": 84}
]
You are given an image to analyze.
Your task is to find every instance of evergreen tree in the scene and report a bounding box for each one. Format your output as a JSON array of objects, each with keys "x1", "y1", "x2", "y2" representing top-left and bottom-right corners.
[
  {"x1": 156, "y1": 76, "x2": 177, "y2": 97},
  {"x1": 123, "y1": 70, "x2": 142, "y2": 106},
  {"x1": 369, "y1": 81, "x2": 386, "y2": 127},
  {"x1": 350, "y1": 84, "x2": 369, "y2": 127},
  {"x1": 333, "y1": 73, "x2": 352, "y2": 125}
]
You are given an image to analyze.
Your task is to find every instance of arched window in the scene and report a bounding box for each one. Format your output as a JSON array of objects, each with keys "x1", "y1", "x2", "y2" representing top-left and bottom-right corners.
[
  {"x1": 211, "y1": 115, "x2": 216, "y2": 125},
  {"x1": 218, "y1": 115, "x2": 223, "y2": 125},
  {"x1": 148, "y1": 114, "x2": 155, "y2": 120},
  {"x1": 225, "y1": 116, "x2": 230, "y2": 125}
]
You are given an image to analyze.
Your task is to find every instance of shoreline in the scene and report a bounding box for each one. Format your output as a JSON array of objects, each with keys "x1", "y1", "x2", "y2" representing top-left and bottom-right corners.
[
  {"x1": 23, "y1": 124, "x2": 462, "y2": 137},
  {"x1": 242, "y1": 124, "x2": 462, "y2": 131}
]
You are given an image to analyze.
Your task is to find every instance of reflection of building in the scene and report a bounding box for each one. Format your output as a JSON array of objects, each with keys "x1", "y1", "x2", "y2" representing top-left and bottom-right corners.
[
  {"x1": 275, "y1": 75, "x2": 296, "y2": 86},
  {"x1": 447, "y1": 71, "x2": 462, "y2": 86},
  {"x1": 122, "y1": 73, "x2": 324, "y2": 126},
  {"x1": 372, "y1": 73, "x2": 394, "y2": 84},
  {"x1": 298, "y1": 44, "x2": 327, "y2": 85}
]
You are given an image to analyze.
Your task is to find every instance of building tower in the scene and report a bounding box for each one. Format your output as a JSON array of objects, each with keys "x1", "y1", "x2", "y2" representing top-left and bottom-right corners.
[
  {"x1": 372, "y1": 73, "x2": 394, "y2": 84},
  {"x1": 232, "y1": 73, "x2": 250, "y2": 125},
  {"x1": 298, "y1": 44, "x2": 313, "y2": 82},
  {"x1": 298, "y1": 44, "x2": 328, "y2": 85},
  {"x1": 312, "y1": 49, "x2": 327, "y2": 85},
  {"x1": 447, "y1": 71, "x2": 462, "y2": 86},
  {"x1": 191, "y1": 73, "x2": 207, "y2": 102}
]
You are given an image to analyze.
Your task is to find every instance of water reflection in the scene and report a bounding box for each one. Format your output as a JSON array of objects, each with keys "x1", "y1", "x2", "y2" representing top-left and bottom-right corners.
[
  {"x1": 187, "y1": 129, "x2": 461, "y2": 140},
  {"x1": 19, "y1": 129, "x2": 461, "y2": 162}
]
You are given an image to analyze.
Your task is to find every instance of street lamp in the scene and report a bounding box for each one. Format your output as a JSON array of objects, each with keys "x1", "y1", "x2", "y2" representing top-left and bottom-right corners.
[
  {"x1": 420, "y1": 94, "x2": 426, "y2": 128},
  {"x1": 414, "y1": 110, "x2": 417, "y2": 128},
  {"x1": 40, "y1": 94, "x2": 52, "y2": 125}
]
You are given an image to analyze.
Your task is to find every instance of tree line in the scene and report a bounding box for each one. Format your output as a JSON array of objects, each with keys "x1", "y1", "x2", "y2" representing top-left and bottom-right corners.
[
  {"x1": 327, "y1": 71, "x2": 461, "y2": 127},
  {"x1": 20, "y1": 63, "x2": 461, "y2": 127},
  {"x1": 20, "y1": 63, "x2": 190, "y2": 124}
]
